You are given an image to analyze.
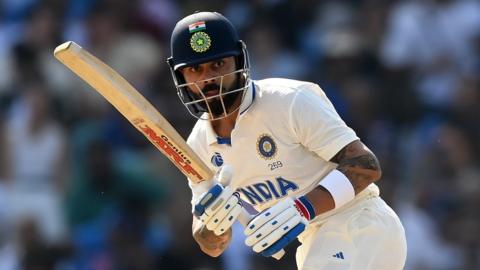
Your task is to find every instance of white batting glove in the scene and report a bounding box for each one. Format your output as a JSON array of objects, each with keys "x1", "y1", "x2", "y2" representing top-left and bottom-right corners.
[
  {"x1": 244, "y1": 196, "x2": 316, "y2": 257},
  {"x1": 193, "y1": 166, "x2": 243, "y2": 236}
]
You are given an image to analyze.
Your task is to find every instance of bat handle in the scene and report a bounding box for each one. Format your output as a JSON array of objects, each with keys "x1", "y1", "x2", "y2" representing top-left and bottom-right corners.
[{"x1": 238, "y1": 208, "x2": 285, "y2": 260}]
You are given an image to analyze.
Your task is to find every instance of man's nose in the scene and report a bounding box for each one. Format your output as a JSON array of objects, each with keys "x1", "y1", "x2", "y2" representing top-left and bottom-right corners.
[{"x1": 199, "y1": 69, "x2": 218, "y2": 85}]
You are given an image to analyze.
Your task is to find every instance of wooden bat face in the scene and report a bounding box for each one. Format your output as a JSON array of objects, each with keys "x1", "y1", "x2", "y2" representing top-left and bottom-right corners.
[{"x1": 54, "y1": 41, "x2": 212, "y2": 183}]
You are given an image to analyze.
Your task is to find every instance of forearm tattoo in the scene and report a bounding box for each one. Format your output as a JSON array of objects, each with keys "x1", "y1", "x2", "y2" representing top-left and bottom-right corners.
[{"x1": 331, "y1": 142, "x2": 381, "y2": 194}]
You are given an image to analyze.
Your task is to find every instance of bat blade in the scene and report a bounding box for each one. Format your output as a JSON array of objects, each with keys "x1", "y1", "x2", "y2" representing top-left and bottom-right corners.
[{"x1": 54, "y1": 41, "x2": 212, "y2": 183}]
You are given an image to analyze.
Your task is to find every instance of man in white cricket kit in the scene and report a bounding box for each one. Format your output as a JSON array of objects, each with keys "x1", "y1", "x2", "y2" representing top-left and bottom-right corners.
[{"x1": 167, "y1": 11, "x2": 407, "y2": 269}]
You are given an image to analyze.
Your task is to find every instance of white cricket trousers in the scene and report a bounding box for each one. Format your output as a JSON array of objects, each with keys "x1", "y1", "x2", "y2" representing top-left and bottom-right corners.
[{"x1": 296, "y1": 196, "x2": 407, "y2": 270}]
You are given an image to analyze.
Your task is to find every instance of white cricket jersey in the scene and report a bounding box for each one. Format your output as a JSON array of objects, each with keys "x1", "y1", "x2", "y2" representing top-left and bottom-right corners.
[{"x1": 187, "y1": 78, "x2": 379, "y2": 221}]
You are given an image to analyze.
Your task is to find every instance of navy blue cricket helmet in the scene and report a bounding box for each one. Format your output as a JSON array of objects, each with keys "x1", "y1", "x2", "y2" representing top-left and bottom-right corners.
[{"x1": 167, "y1": 11, "x2": 251, "y2": 120}]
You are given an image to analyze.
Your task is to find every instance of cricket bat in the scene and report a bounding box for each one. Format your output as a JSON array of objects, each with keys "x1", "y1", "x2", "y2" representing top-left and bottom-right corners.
[{"x1": 53, "y1": 41, "x2": 284, "y2": 259}]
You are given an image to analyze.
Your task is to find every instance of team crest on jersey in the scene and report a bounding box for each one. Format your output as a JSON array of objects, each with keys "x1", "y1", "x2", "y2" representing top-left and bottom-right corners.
[
  {"x1": 257, "y1": 134, "x2": 277, "y2": 159},
  {"x1": 211, "y1": 152, "x2": 224, "y2": 167},
  {"x1": 190, "y1": 31, "x2": 211, "y2": 53}
]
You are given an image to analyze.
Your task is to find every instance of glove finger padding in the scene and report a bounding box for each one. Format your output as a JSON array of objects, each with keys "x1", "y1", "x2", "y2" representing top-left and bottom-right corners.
[
  {"x1": 261, "y1": 222, "x2": 306, "y2": 257},
  {"x1": 244, "y1": 197, "x2": 313, "y2": 257},
  {"x1": 245, "y1": 206, "x2": 296, "y2": 246},
  {"x1": 244, "y1": 198, "x2": 292, "y2": 236},
  {"x1": 252, "y1": 215, "x2": 302, "y2": 253},
  {"x1": 205, "y1": 191, "x2": 238, "y2": 230},
  {"x1": 199, "y1": 185, "x2": 234, "y2": 223},
  {"x1": 194, "y1": 165, "x2": 234, "y2": 219},
  {"x1": 213, "y1": 200, "x2": 242, "y2": 235},
  {"x1": 193, "y1": 166, "x2": 242, "y2": 236}
]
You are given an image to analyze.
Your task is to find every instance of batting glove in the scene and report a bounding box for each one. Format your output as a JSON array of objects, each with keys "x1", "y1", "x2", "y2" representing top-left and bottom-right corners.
[
  {"x1": 193, "y1": 167, "x2": 243, "y2": 236},
  {"x1": 244, "y1": 196, "x2": 316, "y2": 257}
]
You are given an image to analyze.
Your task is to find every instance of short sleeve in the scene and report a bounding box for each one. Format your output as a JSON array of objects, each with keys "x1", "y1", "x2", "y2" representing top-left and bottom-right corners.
[{"x1": 289, "y1": 84, "x2": 359, "y2": 161}]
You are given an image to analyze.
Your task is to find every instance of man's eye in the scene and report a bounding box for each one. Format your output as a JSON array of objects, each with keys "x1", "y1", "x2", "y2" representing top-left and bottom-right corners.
[
  {"x1": 189, "y1": 66, "x2": 200, "y2": 73},
  {"x1": 213, "y1": 61, "x2": 224, "y2": 68}
]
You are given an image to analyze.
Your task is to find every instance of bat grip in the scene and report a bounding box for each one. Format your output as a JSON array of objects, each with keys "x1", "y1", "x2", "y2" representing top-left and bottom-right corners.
[{"x1": 238, "y1": 208, "x2": 285, "y2": 260}]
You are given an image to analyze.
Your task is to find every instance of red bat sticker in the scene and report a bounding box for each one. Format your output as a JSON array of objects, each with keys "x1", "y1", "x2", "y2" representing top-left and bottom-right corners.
[{"x1": 137, "y1": 123, "x2": 204, "y2": 181}]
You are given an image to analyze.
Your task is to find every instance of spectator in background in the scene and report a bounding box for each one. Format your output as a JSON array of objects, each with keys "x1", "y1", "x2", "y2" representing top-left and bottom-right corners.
[
  {"x1": 447, "y1": 75, "x2": 480, "y2": 143},
  {"x1": 0, "y1": 4, "x2": 78, "y2": 268},
  {"x1": 66, "y1": 132, "x2": 169, "y2": 269},
  {"x1": 399, "y1": 122, "x2": 480, "y2": 269},
  {"x1": 3, "y1": 78, "x2": 68, "y2": 244},
  {"x1": 381, "y1": 0, "x2": 480, "y2": 109},
  {"x1": 245, "y1": 20, "x2": 308, "y2": 80},
  {"x1": 0, "y1": 113, "x2": 20, "y2": 270}
]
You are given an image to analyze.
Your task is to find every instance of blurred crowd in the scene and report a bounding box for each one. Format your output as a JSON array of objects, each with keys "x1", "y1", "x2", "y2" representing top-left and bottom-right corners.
[{"x1": 0, "y1": 0, "x2": 479, "y2": 269}]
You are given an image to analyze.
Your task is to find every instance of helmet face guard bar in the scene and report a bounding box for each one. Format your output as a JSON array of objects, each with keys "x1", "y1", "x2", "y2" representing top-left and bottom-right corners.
[
  {"x1": 176, "y1": 68, "x2": 251, "y2": 120},
  {"x1": 169, "y1": 41, "x2": 251, "y2": 121}
]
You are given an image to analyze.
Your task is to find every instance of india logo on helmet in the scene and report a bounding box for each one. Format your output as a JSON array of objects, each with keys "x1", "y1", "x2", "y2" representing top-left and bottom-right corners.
[{"x1": 190, "y1": 31, "x2": 211, "y2": 53}]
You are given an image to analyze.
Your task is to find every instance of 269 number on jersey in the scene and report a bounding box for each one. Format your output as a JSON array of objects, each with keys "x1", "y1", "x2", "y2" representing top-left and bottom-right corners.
[{"x1": 269, "y1": 161, "x2": 283, "y2": 171}]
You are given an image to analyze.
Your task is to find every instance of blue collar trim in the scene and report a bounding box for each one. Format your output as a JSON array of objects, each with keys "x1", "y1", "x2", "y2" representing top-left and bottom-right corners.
[{"x1": 216, "y1": 137, "x2": 232, "y2": 145}]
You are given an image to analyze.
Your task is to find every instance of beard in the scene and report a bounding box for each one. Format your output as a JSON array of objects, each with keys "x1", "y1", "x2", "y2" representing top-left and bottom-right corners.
[{"x1": 195, "y1": 79, "x2": 243, "y2": 117}]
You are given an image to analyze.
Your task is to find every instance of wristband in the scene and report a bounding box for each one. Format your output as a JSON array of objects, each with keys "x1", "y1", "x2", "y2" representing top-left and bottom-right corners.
[
  {"x1": 319, "y1": 169, "x2": 355, "y2": 209},
  {"x1": 294, "y1": 196, "x2": 316, "y2": 220}
]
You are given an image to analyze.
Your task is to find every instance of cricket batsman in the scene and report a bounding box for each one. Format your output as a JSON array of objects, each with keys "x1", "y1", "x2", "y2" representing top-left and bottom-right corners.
[{"x1": 167, "y1": 11, "x2": 407, "y2": 269}]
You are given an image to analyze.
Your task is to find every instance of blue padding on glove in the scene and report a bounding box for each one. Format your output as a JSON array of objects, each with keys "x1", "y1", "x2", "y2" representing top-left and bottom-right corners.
[
  {"x1": 193, "y1": 184, "x2": 223, "y2": 217},
  {"x1": 261, "y1": 223, "x2": 306, "y2": 257}
]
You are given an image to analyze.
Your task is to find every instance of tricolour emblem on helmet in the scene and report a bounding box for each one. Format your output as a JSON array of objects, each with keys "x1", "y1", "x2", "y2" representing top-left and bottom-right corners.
[
  {"x1": 189, "y1": 21, "x2": 206, "y2": 33},
  {"x1": 190, "y1": 31, "x2": 211, "y2": 53},
  {"x1": 257, "y1": 134, "x2": 277, "y2": 160}
]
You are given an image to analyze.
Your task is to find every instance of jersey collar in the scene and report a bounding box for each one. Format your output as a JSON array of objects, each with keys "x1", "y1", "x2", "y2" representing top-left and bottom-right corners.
[{"x1": 205, "y1": 81, "x2": 256, "y2": 146}]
